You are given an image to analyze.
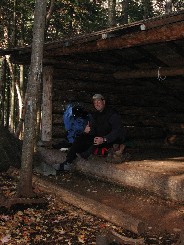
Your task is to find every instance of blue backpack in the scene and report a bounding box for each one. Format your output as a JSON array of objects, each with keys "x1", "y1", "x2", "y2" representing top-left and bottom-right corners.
[{"x1": 63, "y1": 103, "x2": 88, "y2": 143}]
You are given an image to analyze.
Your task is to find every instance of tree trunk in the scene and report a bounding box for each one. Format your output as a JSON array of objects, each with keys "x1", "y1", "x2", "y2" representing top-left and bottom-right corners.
[
  {"x1": 4, "y1": 63, "x2": 10, "y2": 128},
  {"x1": 17, "y1": 0, "x2": 47, "y2": 197},
  {"x1": 165, "y1": 0, "x2": 172, "y2": 14},
  {"x1": 6, "y1": 57, "x2": 15, "y2": 132},
  {"x1": 46, "y1": 0, "x2": 55, "y2": 26},
  {"x1": 121, "y1": 0, "x2": 128, "y2": 24},
  {"x1": 0, "y1": 57, "x2": 6, "y2": 126},
  {"x1": 108, "y1": 0, "x2": 116, "y2": 27},
  {"x1": 142, "y1": 0, "x2": 153, "y2": 19}
]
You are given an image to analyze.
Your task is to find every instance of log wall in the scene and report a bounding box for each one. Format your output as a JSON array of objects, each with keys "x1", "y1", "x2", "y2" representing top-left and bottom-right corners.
[{"x1": 52, "y1": 67, "x2": 184, "y2": 148}]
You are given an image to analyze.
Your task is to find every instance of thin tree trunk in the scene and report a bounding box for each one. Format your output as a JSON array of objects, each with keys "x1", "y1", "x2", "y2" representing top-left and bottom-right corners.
[
  {"x1": 165, "y1": 0, "x2": 172, "y2": 14},
  {"x1": 108, "y1": 0, "x2": 116, "y2": 27},
  {"x1": 15, "y1": 81, "x2": 23, "y2": 124},
  {"x1": 121, "y1": 0, "x2": 128, "y2": 24},
  {"x1": 142, "y1": 0, "x2": 153, "y2": 19},
  {"x1": 15, "y1": 10, "x2": 26, "y2": 138},
  {"x1": 15, "y1": 65, "x2": 25, "y2": 139},
  {"x1": 19, "y1": 65, "x2": 25, "y2": 98},
  {"x1": 15, "y1": 94, "x2": 26, "y2": 138},
  {"x1": 17, "y1": 0, "x2": 47, "y2": 197},
  {"x1": 6, "y1": 57, "x2": 15, "y2": 132},
  {"x1": 46, "y1": 0, "x2": 55, "y2": 26},
  {"x1": 12, "y1": 0, "x2": 17, "y2": 47},
  {"x1": 0, "y1": 57, "x2": 6, "y2": 126},
  {"x1": 5, "y1": 65, "x2": 10, "y2": 128},
  {"x1": 7, "y1": 0, "x2": 18, "y2": 132}
]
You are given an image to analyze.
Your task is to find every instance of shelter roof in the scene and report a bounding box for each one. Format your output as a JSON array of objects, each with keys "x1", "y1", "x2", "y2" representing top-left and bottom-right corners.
[{"x1": 1, "y1": 10, "x2": 184, "y2": 78}]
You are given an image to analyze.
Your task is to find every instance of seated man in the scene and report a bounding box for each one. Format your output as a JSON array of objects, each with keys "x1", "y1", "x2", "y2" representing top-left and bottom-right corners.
[{"x1": 53, "y1": 94, "x2": 126, "y2": 171}]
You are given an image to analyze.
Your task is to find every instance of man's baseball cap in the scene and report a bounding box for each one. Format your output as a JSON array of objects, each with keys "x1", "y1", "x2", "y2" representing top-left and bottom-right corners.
[{"x1": 92, "y1": 94, "x2": 105, "y2": 100}]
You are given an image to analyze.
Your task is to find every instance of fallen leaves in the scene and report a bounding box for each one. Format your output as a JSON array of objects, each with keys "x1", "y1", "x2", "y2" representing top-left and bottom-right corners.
[
  {"x1": 0, "y1": 172, "x2": 180, "y2": 244},
  {"x1": 0, "y1": 172, "x2": 114, "y2": 244}
]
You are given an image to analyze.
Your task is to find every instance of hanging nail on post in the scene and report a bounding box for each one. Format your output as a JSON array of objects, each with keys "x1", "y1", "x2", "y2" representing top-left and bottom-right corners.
[{"x1": 157, "y1": 67, "x2": 166, "y2": 81}]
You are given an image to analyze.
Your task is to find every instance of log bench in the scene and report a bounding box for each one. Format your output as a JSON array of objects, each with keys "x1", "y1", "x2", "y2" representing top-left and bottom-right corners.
[{"x1": 34, "y1": 146, "x2": 184, "y2": 202}]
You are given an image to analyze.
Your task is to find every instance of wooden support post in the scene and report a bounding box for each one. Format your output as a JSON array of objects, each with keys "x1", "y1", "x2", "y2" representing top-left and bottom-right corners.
[{"x1": 41, "y1": 66, "x2": 53, "y2": 146}]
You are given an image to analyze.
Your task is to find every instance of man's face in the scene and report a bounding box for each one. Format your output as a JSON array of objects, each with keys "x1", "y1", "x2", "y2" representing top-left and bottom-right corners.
[{"x1": 93, "y1": 99, "x2": 105, "y2": 112}]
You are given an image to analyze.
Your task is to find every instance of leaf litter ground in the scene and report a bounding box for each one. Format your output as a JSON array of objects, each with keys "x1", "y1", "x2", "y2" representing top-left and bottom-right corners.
[{"x1": 0, "y1": 172, "x2": 180, "y2": 244}]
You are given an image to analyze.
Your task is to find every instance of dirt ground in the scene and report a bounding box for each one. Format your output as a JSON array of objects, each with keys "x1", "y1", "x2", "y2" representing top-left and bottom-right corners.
[
  {"x1": 37, "y1": 168, "x2": 184, "y2": 233},
  {"x1": 0, "y1": 170, "x2": 182, "y2": 244}
]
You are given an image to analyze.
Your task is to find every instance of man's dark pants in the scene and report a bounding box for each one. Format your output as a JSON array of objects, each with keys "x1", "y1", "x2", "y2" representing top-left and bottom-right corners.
[{"x1": 66, "y1": 133, "x2": 94, "y2": 163}]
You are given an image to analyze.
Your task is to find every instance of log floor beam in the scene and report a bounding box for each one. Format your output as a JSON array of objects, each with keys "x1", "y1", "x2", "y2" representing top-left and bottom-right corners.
[{"x1": 32, "y1": 174, "x2": 146, "y2": 235}]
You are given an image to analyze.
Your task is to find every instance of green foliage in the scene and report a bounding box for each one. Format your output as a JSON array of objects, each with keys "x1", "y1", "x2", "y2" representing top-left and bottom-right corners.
[
  {"x1": 153, "y1": 0, "x2": 184, "y2": 15},
  {"x1": 1, "y1": 0, "x2": 184, "y2": 48},
  {"x1": 0, "y1": 0, "x2": 35, "y2": 47},
  {"x1": 127, "y1": 0, "x2": 154, "y2": 22},
  {"x1": 46, "y1": 0, "x2": 107, "y2": 41}
]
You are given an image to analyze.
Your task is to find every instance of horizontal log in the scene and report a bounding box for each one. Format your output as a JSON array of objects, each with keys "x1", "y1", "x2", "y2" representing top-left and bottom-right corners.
[
  {"x1": 52, "y1": 103, "x2": 168, "y2": 117},
  {"x1": 52, "y1": 124, "x2": 165, "y2": 142},
  {"x1": 53, "y1": 90, "x2": 92, "y2": 103},
  {"x1": 43, "y1": 12, "x2": 184, "y2": 52},
  {"x1": 46, "y1": 20, "x2": 184, "y2": 56},
  {"x1": 166, "y1": 123, "x2": 184, "y2": 134},
  {"x1": 52, "y1": 126, "x2": 184, "y2": 148},
  {"x1": 125, "y1": 126, "x2": 165, "y2": 139},
  {"x1": 164, "y1": 79, "x2": 184, "y2": 88},
  {"x1": 53, "y1": 79, "x2": 168, "y2": 97},
  {"x1": 159, "y1": 113, "x2": 184, "y2": 123},
  {"x1": 53, "y1": 112, "x2": 184, "y2": 131},
  {"x1": 127, "y1": 138, "x2": 167, "y2": 148},
  {"x1": 129, "y1": 137, "x2": 184, "y2": 149},
  {"x1": 114, "y1": 67, "x2": 184, "y2": 79},
  {"x1": 53, "y1": 114, "x2": 64, "y2": 125},
  {"x1": 52, "y1": 125, "x2": 66, "y2": 138},
  {"x1": 36, "y1": 147, "x2": 66, "y2": 164},
  {"x1": 52, "y1": 101, "x2": 66, "y2": 114},
  {"x1": 33, "y1": 174, "x2": 145, "y2": 234},
  {"x1": 53, "y1": 101, "x2": 93, "y2": 114},
  {"x1": 54, "y1": 68, "x2": 115, "y2": 83},
  {"x1": 165, "y1": 135, "x2": 184, "y2": 146},
  {"x1": 52, "y1": 87, "x2": 183, "y2": 110},
  {"x1": 122, "y1": 113, "x2": 184, "y2": 127},
  {"x1": 53, "y1": 79, "x2": 120, "y2": 94},
  {"x1": 122, "y1": 115, "x2": 165, "y2": 127},
  {"x1": 53, "y1": 60, "x2": 120, "y2": 74}
]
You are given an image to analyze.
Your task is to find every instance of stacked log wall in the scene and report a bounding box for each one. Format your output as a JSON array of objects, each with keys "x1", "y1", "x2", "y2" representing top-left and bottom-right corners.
[{"x1": 52, "y1": 67, "x2": 184, "y2": 148}]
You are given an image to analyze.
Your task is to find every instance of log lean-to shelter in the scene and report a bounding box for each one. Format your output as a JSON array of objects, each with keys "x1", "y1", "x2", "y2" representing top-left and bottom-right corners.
[
  {"x1": 1, "y1": 10, "x2": 184, "y2": 236},
  {"x1": 1, "y1": 10, "x2": 184, "y2": 150}
]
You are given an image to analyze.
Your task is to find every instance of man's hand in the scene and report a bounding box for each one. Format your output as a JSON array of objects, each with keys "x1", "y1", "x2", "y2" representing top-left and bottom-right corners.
[
  {"x1": 84, "y1": 121, "x2": 90, "y2": 133},
  {"x1": 94, "y1": 137, "x2": 104, "y2": 145}
]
